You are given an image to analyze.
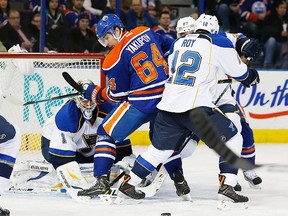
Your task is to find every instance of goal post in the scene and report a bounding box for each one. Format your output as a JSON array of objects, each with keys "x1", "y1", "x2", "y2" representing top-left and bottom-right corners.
[{"x1": 0, "y1": 53, "x2": 106, "y2": 162}]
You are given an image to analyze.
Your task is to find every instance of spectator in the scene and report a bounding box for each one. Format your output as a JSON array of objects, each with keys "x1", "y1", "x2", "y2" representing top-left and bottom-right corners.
[
  {"x1": 83, "y1": 0, "x2": 107, "y2": 17},
  {"x1": 63, "y1": 0, "x2": 98, "y2": 29},
  {"x1": 0, "y1": 9, "x2": 33, "y2": 51},
  {"x1": 240, "y1": 0, "x2": 273, "y2": 39},
  {"x1": 29, "y1": 0, "x2": 68, "y2": 13},
  {"x1": 262, "y1": 0, "x2": 288, "y2": 68},
  {"x1": 0, "y1": 40, "x2": 7, "y2": 52},
  {"x1": 102, "y1": 0, "x2": 127, "y2": 25},
  {"x1": 216, "y1": 0, "x2": 241, "y2": 33},
  {"x1": 141, "y1": 0, "x2": 156, "y2": 11},
  {"x1": 66, "y1": 13, "x2": 98, "y2": 53},
  {"x1": 0, "y1": 0, "x2": 10, "y2": 28},
  {"x1": 46, "y1": 0, "x2": 69, "y2": 52},
  {"x1": 126, "y1": 0, "x2": 157, "y2": 30},
  {"x1": 160, "y1": 4, "x2": 178, "y2": 28},
  {"x1": 24, "y1": 13, "x2": 50, "y2": 52},
  {"x1": 24, "y1": 13, "x2": 40, "y2": 52},
  {"x1": 152, "y1": 11, "x2": 177, "y2": 39}
]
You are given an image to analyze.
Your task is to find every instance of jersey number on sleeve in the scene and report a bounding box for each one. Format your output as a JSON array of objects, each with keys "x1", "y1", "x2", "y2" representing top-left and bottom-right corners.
[
  {"x1": 170, "y1": 50, "x2": 201, "y2": 86},
  {"x1": 131, "y1": 43, "x2": 168, "y2": 84}
]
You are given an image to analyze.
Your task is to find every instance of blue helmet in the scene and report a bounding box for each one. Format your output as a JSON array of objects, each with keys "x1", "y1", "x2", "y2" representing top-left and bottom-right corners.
[{"x1": 96, "y1": 14, "x2": 124, "y2": 39}]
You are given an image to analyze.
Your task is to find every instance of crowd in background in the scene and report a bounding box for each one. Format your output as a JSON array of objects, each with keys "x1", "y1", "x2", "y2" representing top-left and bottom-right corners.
[{"x1": 0, "y1": 0, "x2": 287, "y2": 69}]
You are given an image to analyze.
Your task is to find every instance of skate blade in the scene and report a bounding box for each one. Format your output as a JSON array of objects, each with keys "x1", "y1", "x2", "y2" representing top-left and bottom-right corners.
[
  {"x1": 181, "y1": 194, "x2": 193, "y2": 202},
  {"x1": 248, "y1": 182, "x2": 261, "y2": 190},
  {"x1": 114, "y1": 191, "x2": 143, "y2": 205},
  {"x1": 217, "y1": 200, "x2": 248, "y2": 210}
]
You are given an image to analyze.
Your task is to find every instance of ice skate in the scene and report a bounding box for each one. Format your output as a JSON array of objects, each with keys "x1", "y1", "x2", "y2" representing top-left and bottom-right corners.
[
  {"x1": 243, "y1": 170, "x2": 262, "y2": 189},
  {"x1": 0, "y1": 206, "x2": 10, "y2": 216},
  {"x1": 234, "y1": 182, "x2": 242, "y2": 191},
  {"x1": 173, "y1": 170, "x2": 192, "y2": 201},
  {"x1": 217, "y1": 175, "x2": 248, "y2": 210},
  {"x1": 77, "y1": 175, "x2": 110, "y2": 198},
  {"x1": 115, "y1": 174, "x2": 145, "y2": 204}
]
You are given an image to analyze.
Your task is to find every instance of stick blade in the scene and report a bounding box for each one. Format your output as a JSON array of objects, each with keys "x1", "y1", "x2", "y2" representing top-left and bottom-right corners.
[
  {"x1": 62, "y1": 72, "x2": 82, "y2": 92},
  {"x1": 190, "y1": 108, "x2": 257, "y2": 170}
]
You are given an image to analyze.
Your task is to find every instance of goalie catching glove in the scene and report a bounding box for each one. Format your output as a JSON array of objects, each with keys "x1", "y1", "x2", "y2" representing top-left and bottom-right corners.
[{"x1": 240, "y1": 68, "x2": 260, "y2": 88}]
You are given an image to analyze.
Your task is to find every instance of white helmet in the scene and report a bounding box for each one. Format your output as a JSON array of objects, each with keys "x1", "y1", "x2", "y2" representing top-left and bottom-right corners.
[
  {"x1": 176, "y1": 16, "x2": 195, "y2": 38},
  {"x1": 73, "y1": 80, "x2": 97, "y2": 120},
  {"x1": 195, "y1": 13, "x2": 219, "y2": 34}
]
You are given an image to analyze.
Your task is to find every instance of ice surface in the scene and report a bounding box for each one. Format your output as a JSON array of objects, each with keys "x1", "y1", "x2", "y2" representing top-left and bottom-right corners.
[{"x1": 1, "y1": 144, "x2": 288, "y2": 216}]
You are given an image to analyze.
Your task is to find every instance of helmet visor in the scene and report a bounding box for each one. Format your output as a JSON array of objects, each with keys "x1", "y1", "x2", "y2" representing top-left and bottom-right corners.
[{"x1": 98, "y1": 37, "x2": 108, "y2": 47}]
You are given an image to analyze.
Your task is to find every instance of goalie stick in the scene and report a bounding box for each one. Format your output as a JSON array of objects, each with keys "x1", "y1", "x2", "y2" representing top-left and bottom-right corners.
[{"x1": 23, "y1": 92, "x2": 81, "y2": 105}]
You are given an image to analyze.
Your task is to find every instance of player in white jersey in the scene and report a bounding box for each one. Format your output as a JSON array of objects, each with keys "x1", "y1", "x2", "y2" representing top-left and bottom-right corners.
[
  {"x1": 117, "y1": 14, "x2": 260, "y2": 203},
  {"x1": 41, "y1": 80, "x2": 132, "y2": 169},
  {"x1": 0, "y1": 44, "x2": 34, "y2": 216},
  {"x1": 41, "y1": 80, "x2": 132, "y2": 200},
  {"x1": 215, "y1": 32, "x2": 262, "y2": 191},
  {"x1": 161, "y1": 17, "x2": 262, "y2": 199}
]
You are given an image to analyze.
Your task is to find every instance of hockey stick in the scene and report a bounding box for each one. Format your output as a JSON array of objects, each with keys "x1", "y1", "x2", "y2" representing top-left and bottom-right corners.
[
  {"x1": 7, "y1": 186, "x2": 67, "y2": 194},
  {"x1": 218, "y1": 79, "x2": 233, "y2": 84},
  {"x1": 137, "y1": 165, "x2": 168, "y2": 197},
  {"x1": 214, "y1": 81, "x2": 232, "y2": 105},
  {"x1": 62, "y1": 72, "x2": 83, "y2": 92},
  {"x1": 7, "y1": 186, "x2": 119, "y2": 196},
  {"x1": 190, "y1": 108, "x2": 258, "y2": 170},
  {"x1": 23, "y1": 92, "x2": 81, "y2": 105},
  {"x1": 110, "y1": 171, "x2": 125, "y2": 186}
]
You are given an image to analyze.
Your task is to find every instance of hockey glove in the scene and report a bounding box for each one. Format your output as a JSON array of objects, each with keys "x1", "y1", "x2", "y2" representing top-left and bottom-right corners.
[
  {"x1": 241, "y1": 38, "x2": 262, "y2": 61},
  {"x1": 240, "y1": 68, "x2": 260, "y2": 88},
  {"x1": 82, "y1": 84, "x2": 102, "y2": 104}
]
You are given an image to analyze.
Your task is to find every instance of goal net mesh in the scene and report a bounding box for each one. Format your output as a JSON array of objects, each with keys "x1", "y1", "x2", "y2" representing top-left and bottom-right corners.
[{"x1": 0, "y1": 53, "x2": 105, "y2": 164}]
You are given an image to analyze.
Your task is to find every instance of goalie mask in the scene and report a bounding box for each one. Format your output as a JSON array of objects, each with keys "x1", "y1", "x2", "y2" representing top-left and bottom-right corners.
[{"x1": 73, "y1": 80, "x2": 97, "y2": 120}]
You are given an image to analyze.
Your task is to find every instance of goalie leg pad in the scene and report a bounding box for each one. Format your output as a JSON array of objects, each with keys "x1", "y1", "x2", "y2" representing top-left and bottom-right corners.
[{"x1": 56, "y1": 161, "x2": 90, "y2": 201}]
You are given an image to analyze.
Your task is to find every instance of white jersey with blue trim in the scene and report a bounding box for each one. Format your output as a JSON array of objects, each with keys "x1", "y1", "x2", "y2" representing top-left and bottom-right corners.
[
  {"x1": 157, "y1": 33, "x2": 248, "y2": 113},
  {"x1": 43, "y1": 112, "x2": 103, "y2": 158},
  {"x1": 214, "y1": 32, "x2": 247, "y2": 106},
  {"x1": 42, "y1": 100, "x2": 105, "y2": 158}
]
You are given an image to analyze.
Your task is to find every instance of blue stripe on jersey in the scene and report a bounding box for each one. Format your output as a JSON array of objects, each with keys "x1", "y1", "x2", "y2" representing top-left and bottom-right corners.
[
  {"x1": 199, "y1": 33, "x2": 234, "y2": 48},
  {"x1": 136, "y1": 155, "x2": 155, "y2": 172},
  {"x1": 0, "y1": 153, "x2": 16, "y2": 166},
  {"x1": 49, "y1": 148, "x2": 76, "y2": 157},
  {"x1": 233, "y1": 70, "x2": 249, "y2": 81}
]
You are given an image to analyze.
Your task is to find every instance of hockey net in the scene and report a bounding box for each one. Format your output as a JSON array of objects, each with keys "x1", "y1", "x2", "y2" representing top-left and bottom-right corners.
[{"x1": 0, "y1": 53, "x2": 105, "y2": 166}]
